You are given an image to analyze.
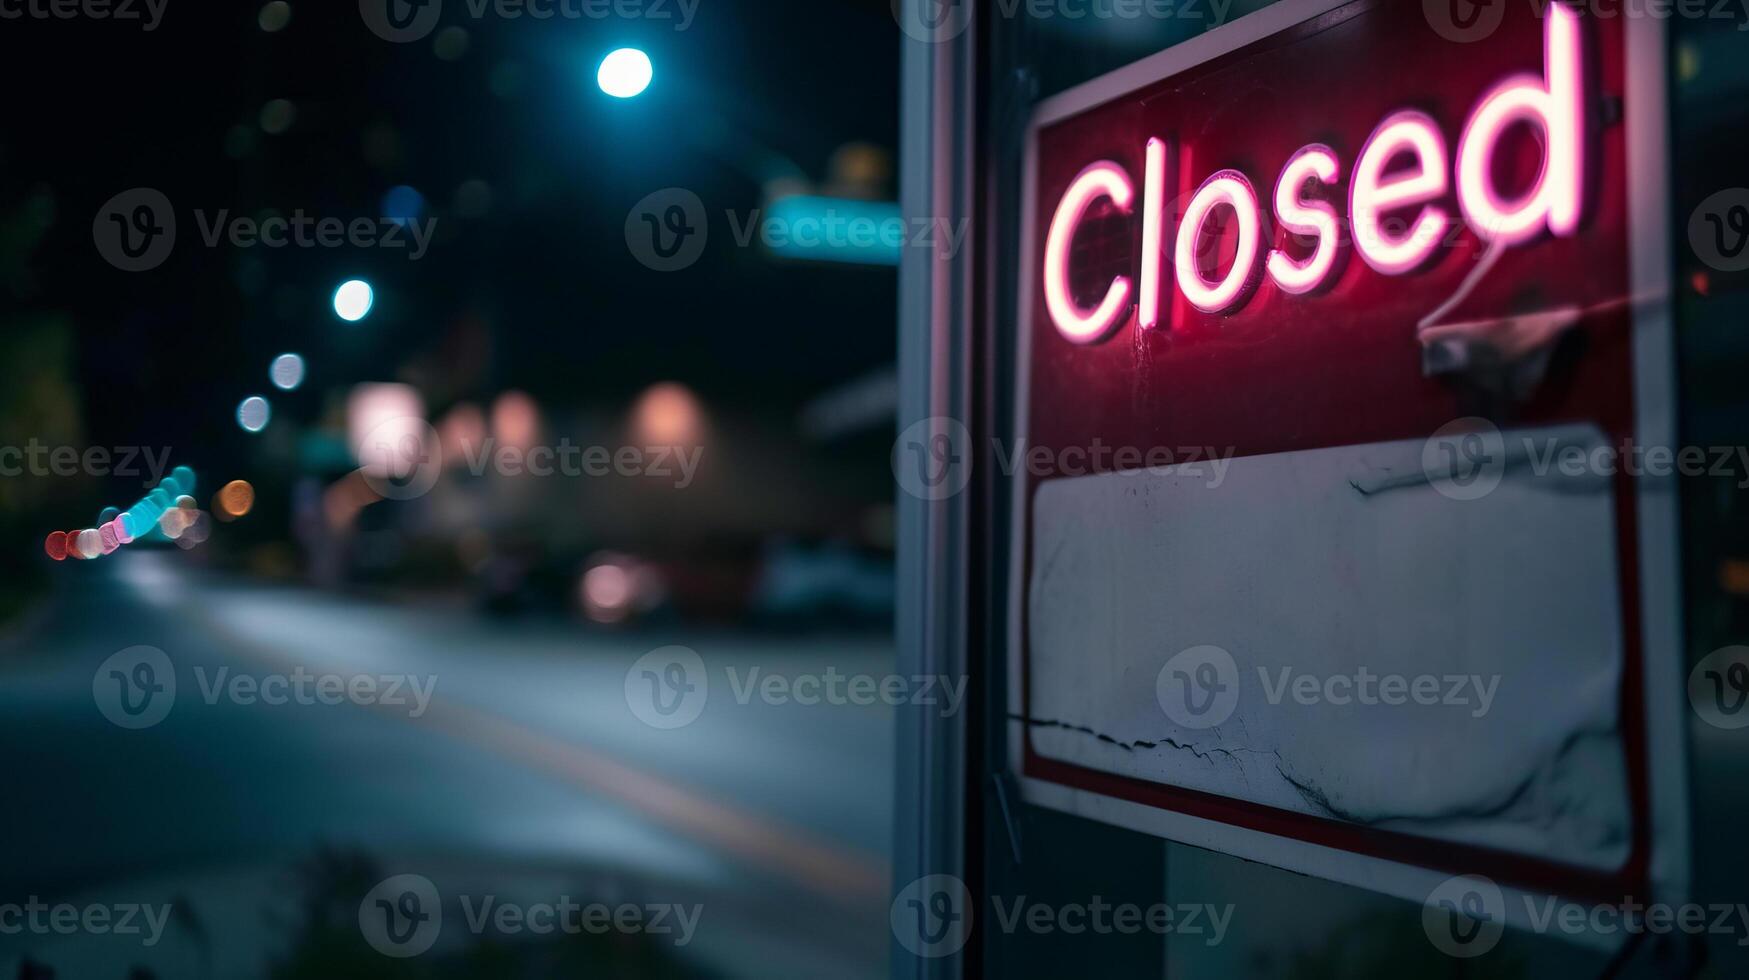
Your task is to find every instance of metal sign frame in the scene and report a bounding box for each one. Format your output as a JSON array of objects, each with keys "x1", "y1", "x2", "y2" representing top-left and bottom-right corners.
[{"x1": 999, "y1": 0, "x2": 1688, "y2": 927}]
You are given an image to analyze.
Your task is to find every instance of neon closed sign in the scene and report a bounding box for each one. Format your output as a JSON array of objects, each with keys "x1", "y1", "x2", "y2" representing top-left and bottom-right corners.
[
  {"x1": 1013, "y1": 0, "x2": 1666, "y2": 906},
  {"x1": 1043, "y1": 2, "x2": 1587, "y2": 343}
]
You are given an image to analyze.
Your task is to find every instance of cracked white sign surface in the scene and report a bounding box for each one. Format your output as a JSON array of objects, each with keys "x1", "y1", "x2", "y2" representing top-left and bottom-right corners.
[{"x1": 1026, "y1": 427, "x2": 1630, "y2": 869}]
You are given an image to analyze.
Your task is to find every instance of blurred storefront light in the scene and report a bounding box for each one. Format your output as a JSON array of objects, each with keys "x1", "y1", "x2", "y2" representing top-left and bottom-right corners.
[
  {"x1": 580, "y1": 553, "x2": 664, "y2": 623},
  {"x1": 632, "y1": 382, "x2": 702, "y2": 447},
  {"x1": 491, "y1": 391, "x2": 541, "y2": 455},
  {"x1": 348, "y1": 383, "x2": 428, "y2": 480},
  {"x1": 439, "y1": 402, "x2": 487, "y2": 469}
]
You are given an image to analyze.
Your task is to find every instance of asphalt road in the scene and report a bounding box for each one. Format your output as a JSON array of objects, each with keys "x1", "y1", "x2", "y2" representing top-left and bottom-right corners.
[{"x1": 0, "y1": 551, "x2": 893, "y2": 978}]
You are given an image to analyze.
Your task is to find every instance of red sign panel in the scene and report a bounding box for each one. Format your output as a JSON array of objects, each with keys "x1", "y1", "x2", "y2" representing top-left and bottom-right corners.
[
  {"x1": 1031, "y1": 0, "x2": 1625, "y2": 452},
  {"x1": 1010, "y1": 0, "x2": 1673, "y2": 903}
]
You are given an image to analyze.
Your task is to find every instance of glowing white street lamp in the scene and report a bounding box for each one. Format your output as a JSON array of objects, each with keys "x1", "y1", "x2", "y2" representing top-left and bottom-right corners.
[
  {"x1": 597, "y1": 48, "x2": 653, "y2": 99},
  {"x1": 333, "y1": 279, "x2": 375, "y2": 322}
]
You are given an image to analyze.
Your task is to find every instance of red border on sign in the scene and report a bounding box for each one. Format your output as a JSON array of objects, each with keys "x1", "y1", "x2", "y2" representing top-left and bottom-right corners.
[
  {"x1": 1012, "y1": 0, "x2": 1652, "y2": 905},
  {"x1": 1019, "y1": 467, "x2": 1650, "y2": 903}
]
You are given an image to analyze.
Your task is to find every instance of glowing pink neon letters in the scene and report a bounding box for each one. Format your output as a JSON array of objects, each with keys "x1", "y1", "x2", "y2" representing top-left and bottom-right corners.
[{"x1": 1043, "y1": 3, "x2": 1585, "y2": 342}]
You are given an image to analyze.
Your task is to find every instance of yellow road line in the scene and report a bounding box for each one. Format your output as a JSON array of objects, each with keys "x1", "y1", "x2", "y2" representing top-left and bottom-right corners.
[{"x1": 186, "y1": 604, "x2": 889, "y2": 906}]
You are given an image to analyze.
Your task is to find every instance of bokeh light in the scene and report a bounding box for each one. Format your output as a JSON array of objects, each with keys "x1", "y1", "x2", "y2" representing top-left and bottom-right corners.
[
  {"x1": 260, "y1": 98, "x2": 297, "y2": 134},
  {"x1": 271, "y1": 353, "x2": 306, "y2": 391},
  {"x1": 258, "y1": 1, "x2": 291, "y2": 31},
  {"x1": 332, "y1": 279, "x2": 375, "y2": 322},
  {"x1": 597, "y1": 48, "x2": 653, "y2": 99},
  {"x1": 439, "y1": 402, "x2": 487, "y2": 465},
  {"x1": 580, "y1": 553, "x2": 662, "y2": 623},
  {"x1": 434, "y1": 26, "x2": 470, "y2": 61},
  {"x1": 160, "y1": 508, "x2": 194, "y2": 540},
  {"x1": 48, "y1": 468, "x2": 208, "y2": 560},
  {"x1": 177, "y1": 512, "x2": 213, "y2": 549},
  {"x1": 348, "y1": 384, "x2": 428, "y2": 480},
  {"x1": 362, "y1": 123, "x2": 402, "y2": 171},
  {"x1": 582, "y1": 562, "x2": 633, "y2": 622},
  {"x1": 489, "y1": 61, "x2": 526, "y2": 98},
  {"x1": 218, "y1": 480, "x2": 256, "y2": 519},
  {"x1": 633, "y1": 381, "x2": 704, "y2": 446},
  {"x1": 491, "y1": 390, "x2": 541, "y2": 454},
  {"x1": 381, "y1": 186, "x2": 424, "y2": 228},
  {"x1": 238, "y1": 396, "x2": 272, "y2": 433},
  {"x1": 453, "y1": 179, "x2": 494, "y2": 219},
  {"x1": 224, "y1": 124, "x2": 258, "y2": 160}
]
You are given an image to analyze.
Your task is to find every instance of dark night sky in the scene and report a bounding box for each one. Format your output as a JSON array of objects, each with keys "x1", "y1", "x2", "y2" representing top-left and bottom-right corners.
[{"x1": 1, "y1": 0, "x2": 902, "y2": 467}]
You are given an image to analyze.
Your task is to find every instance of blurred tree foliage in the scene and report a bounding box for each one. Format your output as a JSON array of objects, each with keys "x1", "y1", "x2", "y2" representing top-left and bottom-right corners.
[{"x1": 0, "y1": 182, "x2": 91, "y2": 624}]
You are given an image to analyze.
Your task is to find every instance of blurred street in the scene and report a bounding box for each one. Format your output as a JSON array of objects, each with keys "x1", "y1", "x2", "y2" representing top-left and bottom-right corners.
[{"x1": 0, "y1": 551, "x2": 891, "y2": 978}]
